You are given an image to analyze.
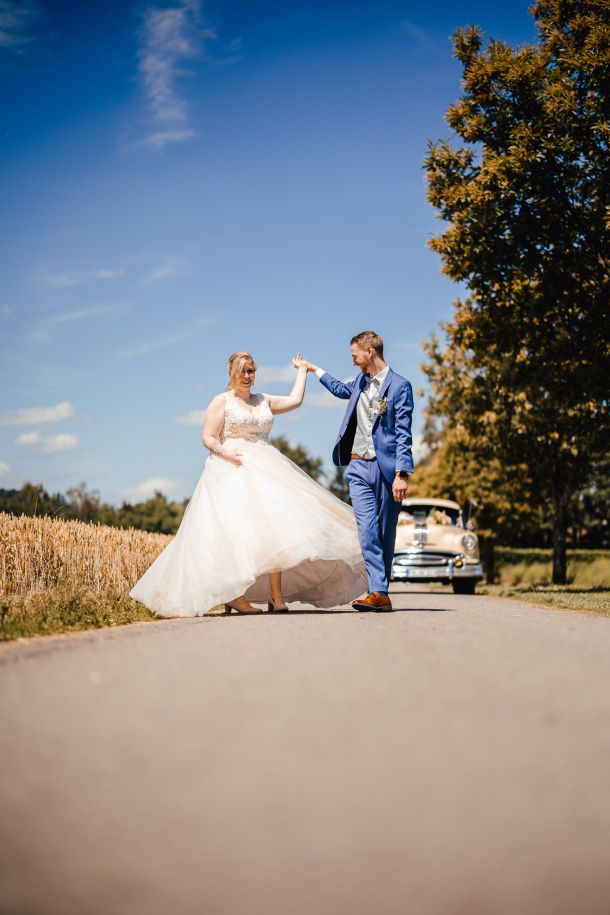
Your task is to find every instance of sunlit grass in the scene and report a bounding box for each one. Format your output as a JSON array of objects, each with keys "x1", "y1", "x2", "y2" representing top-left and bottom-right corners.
[
  {"x1": 478, "y1": 584, "x2": 610, "y2": 617},
  {"x1": 0, "y1": 584, "x2": 159, "y2": 641},
  {"x1": 477, "y1": 585, "x2": 610, "y2": 616}
]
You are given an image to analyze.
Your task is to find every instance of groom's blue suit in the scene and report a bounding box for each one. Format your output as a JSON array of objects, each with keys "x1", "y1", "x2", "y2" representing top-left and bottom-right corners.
[{"x1": 319, "y1": 368, "x2": 414, "y2": 594}]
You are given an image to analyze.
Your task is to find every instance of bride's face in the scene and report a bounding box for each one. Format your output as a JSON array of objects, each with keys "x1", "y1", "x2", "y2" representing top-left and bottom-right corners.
[{"x1": 238, "y1": 364, "x2": 256, "y2": 391}]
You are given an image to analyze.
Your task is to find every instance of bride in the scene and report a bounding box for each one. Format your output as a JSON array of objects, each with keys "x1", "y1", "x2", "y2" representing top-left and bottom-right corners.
[{"x1": 129, "y1": 351, "x2": 367, "y2": 616}]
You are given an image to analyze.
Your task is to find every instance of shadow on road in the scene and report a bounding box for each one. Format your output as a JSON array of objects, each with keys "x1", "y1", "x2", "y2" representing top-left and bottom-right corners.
[{"x1": 206, "y1": 606, "x2": 455, "y2": 618}]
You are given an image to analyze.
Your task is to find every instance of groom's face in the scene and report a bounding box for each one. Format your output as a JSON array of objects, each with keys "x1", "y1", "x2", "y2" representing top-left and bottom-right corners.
[{"x1": 351, "y1": 343, "x2": 371, "y2": 373}]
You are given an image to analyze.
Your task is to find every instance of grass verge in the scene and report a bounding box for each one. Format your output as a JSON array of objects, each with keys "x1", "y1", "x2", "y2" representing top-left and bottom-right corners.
[
  {"x1": 477, "y1": 584, "x2": 610, "y2": 617},
  {"x1": 0, "y1": 585, "x2": 159, "y2": 642}
]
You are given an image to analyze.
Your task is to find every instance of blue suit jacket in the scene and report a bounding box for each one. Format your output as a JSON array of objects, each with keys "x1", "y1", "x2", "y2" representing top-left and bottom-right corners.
[{"x1": 319, "y1": 367, "x2": 414, "y2": 483}]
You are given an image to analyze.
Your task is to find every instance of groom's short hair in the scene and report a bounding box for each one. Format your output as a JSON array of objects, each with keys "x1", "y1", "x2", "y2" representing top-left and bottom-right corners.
[{"x1": 351, "y1": 331, "x2": 384, "y2": 358}]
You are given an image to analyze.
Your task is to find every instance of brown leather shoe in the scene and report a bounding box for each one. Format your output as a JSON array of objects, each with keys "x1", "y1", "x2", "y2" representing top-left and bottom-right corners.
[{"x1": 352, "y1": 592, "x2": 393, "y2": 612}]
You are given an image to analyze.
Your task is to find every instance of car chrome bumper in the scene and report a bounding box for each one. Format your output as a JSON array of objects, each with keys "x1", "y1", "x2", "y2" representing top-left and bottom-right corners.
[{"x1": 391, "y1": 560, "x2": 484, "y2": 583}]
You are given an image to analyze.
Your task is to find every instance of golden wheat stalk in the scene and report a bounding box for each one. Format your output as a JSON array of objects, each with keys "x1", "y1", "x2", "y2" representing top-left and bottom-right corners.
[{"x1": 0, "y1": 511, "x2": 171, "y2": 598}]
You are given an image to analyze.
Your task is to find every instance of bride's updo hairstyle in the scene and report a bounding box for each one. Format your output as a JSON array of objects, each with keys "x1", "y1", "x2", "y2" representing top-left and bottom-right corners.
[{"x1": 227, "y1": 351, "x2": 257, "y2": 391}]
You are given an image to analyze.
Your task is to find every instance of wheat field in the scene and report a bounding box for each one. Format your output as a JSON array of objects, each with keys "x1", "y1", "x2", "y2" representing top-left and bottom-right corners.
[
  {"x1": 0, "y1": 511, "x2": 170, "y2": 596},
  {"x1": 0, "y1": 512, "x2": 171, "y2": 640}
]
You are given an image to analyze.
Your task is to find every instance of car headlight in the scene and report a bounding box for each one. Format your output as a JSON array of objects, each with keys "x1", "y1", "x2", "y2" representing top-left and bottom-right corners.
[{"x1": 461, "y1": 533, "x2": 478, "y2": 553}]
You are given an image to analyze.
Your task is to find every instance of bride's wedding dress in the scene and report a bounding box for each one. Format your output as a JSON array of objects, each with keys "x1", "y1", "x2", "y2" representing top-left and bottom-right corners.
[{"x1": 129, "y1": 391, "x2": 367, "y2": 616}]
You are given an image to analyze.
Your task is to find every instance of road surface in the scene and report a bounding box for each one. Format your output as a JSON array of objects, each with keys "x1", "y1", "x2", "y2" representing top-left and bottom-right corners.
[{"x1": 1, "y1": 585, "x2": 609, "y2": 915}]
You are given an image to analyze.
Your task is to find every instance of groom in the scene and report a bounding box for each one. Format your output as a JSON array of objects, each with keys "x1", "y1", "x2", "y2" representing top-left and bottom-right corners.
[{"x1": 301, "y1": 331, "x2": 414, "y2": 611}]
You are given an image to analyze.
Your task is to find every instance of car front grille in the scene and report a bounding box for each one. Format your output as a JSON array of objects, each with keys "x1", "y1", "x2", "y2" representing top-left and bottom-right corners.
[{"x1": 393, "y1": 551, "x2": 457, "y2": 567}]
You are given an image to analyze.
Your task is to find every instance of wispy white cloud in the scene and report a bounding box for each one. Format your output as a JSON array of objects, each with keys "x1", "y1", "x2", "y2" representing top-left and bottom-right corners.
[
  {"x1": 141, "y1": 254, "x2": 187, "y2": 283},
  {"x1": 0, "y1": 401, "x2": 74, "y2": 426},
  {"x1": 0, "y1": 461, "x2": 10, "y2": 477},
  {"x1": 306, "y1": 390, "x2": 346, "y2": 409},
  {"x1": 255, "y1": 363, "x2": 295, "y2": 385},
  {"x1": 122, "y1": 476, "x2": 182, "y2": 502},
  {"x1": 134, "y1": 0, "x2": 215, "y2": 153},
  {"x1": 400, "y1": 19, "x2": 432, "y2": 49},
  {"x1": 46, "y1": 303, "x2": 124, "y2": 324},
  {"x1": 176, "y1": 408, "x2": 205, "y2": 425},
  {"x1": 14, "y1": 430, "x2": 41, "y2": 445},
  {"x1": 37, "y1": 267, "x2": 125, "y2": 289},
  {"x1": 118, "y1": 316, "x2": 212, "y2": 359},
  {"x1": 304, "y1": 375, "x2": 355, "y2": 409},
  {"x1": 119, "y1": 328, "x2": 195, "y2": 359},
  {"x1": 40, "y1": 433, "x2": 77, "y2": 453},
  {"x1": 27, "y1": 303, "x2": 125, "y2": 345},
  {"x1": 0, "y1": 0, "x2": 40, "y2": 51},
  {"x1": 15, "y1": 430, "x2": 78, "y2": 453}
]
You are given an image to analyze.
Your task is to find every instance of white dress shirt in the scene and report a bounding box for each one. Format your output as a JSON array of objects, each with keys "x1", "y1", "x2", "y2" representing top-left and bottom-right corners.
[{"x1": 315, "y1": 365, "x2": 389, "y2": 459}]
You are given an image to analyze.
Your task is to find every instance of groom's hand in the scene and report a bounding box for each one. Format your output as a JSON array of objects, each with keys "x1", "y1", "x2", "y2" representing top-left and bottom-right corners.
[
  {"x1": 392, "y1": 474, "x2": 408, "y2": 503},
  {"x1": 296, "y1": 357, "x2": 319, "y2": 373}
]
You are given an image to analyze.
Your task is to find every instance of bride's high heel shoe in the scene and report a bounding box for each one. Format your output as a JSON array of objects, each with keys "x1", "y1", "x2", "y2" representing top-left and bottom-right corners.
[
  {"x1": 224, "y1": 598, "x2": 261, "y2": 614},
  {"x1": 267, "y1": 596, "x2": 289, "y2": 613}
]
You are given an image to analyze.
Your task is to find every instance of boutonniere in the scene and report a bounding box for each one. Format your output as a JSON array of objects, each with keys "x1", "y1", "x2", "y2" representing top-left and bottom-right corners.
[{"x1": 371, "y1": 396, "x2": 388, "y2": 417}]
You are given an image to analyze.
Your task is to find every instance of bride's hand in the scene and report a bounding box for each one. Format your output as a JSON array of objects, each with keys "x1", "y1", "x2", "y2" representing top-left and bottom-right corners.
[
  {"x1": 292, "y1": 353, "x2": 311, "y2": 370},
  {"x1": 223, "y1": 452, "x2": 242, "y2": 467},
  {"x1": 293, "y1": 355, "x2": 319, "y2": 373}
]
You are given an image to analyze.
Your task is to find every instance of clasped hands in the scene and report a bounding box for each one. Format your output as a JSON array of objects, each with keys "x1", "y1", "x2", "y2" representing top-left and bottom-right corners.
[{"x1": 292, "y1": 354, "x2": 318, "y2": 372}]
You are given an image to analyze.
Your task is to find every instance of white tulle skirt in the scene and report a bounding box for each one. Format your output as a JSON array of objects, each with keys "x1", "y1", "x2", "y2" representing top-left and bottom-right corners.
[{"x1": 129, "y1": 438, "x2": 367, "y2": 617}]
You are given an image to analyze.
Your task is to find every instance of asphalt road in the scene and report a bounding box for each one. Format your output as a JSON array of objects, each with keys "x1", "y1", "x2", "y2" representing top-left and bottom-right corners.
[{"x1": 1, "y1": 585, "x2": 609, "y2": 915}]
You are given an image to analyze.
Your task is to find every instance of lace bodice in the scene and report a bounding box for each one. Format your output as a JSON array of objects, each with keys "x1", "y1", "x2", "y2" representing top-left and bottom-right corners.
[{"x1": 222, "y1": 392, "x2": 273, "y2": 443}]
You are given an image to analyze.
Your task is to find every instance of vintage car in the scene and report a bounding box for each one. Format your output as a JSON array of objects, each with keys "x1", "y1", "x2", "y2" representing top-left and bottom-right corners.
[{"x1": 391, "y1": 498, "x2": 484, "y2": 594}]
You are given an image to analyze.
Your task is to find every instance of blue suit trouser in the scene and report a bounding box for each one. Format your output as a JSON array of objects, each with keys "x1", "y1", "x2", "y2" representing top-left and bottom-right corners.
[{"x1": 345, "y1": 458, "x2": 402, "y2": 594}]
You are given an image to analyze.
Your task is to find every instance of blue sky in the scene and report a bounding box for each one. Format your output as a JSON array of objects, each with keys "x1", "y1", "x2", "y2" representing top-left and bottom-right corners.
[{"x1": 0, "y1": 0, "x2": 536, "y2": 505}]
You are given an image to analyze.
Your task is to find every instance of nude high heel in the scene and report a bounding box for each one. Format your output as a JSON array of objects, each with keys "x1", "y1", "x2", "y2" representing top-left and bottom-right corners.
[
  {"x1": 267, "y1": 596, "x2": 289, "y2": 613},
  {"x1": 224, "y1": 598, "x2": 262, "y2": 614}
]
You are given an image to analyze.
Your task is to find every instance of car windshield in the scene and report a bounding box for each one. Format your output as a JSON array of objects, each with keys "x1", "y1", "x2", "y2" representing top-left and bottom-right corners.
[{"x1": 400, "y1": 504, "x2": 463, "y2": 527}]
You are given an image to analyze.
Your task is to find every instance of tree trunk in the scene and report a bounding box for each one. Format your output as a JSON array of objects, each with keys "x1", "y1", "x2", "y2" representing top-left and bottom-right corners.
[
  {"x1": 551, "y1": 474, "x2": 569, "y2": 585},
  {"x1": 480, "y1": 537, "x2": 496, "y2": 584}
]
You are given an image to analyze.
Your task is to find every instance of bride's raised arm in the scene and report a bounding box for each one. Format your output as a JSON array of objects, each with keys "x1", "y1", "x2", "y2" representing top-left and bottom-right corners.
[{"x1": 264, "y1": 354, "x2": 308, "y2": 415}]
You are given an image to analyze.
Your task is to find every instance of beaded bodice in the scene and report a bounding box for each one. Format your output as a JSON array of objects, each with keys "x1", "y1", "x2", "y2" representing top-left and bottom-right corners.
[{"x1": 222, "y1": 392, "x2": 273, "y2": 443}]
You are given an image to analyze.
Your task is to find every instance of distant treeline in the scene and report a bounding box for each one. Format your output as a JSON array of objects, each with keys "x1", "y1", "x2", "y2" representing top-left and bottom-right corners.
[{"x1": 0, "y1": 482, "x2": 189, "y2": 535}]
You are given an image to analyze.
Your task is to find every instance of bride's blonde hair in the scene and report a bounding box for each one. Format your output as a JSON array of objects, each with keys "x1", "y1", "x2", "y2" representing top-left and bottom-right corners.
[{"x1": 227, "y1": 351, "x2": 257, "y2": 390}]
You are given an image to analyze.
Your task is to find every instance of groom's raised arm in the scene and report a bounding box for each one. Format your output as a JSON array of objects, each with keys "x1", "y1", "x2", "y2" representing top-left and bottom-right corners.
[
  {"x1": 315, "y1": 368, "x2": 356, "y2": 400},
  {"x1": 296, "y1": 357, "x2": 356, "y2": 400}
]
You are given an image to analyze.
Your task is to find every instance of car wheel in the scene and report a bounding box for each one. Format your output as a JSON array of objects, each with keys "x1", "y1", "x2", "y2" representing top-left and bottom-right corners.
[{"x1": 452, "y1": 580, "x2": 476, "y2": 595}]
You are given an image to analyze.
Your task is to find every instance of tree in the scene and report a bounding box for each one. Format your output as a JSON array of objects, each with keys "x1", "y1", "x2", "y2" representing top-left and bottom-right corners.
[
  {"x1": 409, "y1": 411, "x2": 544, "y2": 581},
  {"x1": 101, "y1": 492, "x2": 188, "y2": 535},
  {"x1": 66, "y1": 482, "x2": 101, "y2": 523},
  {"x1": 568, "y1": 448, "x2": 610, "y2": 547},
  {"x1": 327, "y1": 466, "x2": 351, "y2": 504},
  {"x1": 423, "y1": 0, "x2": 610, "y2": 583}
]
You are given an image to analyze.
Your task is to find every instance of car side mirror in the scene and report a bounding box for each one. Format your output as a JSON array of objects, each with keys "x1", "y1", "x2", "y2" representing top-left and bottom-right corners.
[{"x1": 466, "y1": 520, "x2": 474, "y2": 530}]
